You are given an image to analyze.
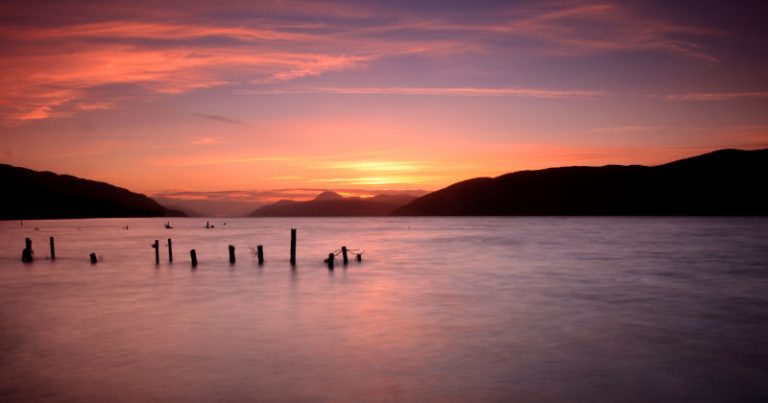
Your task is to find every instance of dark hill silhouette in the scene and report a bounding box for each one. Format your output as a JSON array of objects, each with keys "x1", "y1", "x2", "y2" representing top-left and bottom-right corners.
[
  {"x1": 393, "y1": 148, "x2": 768, "y2": 216},
  {"x1": 0, "y1": 164, "x2": 185, "y2": 220},
  {"x1": 250, "y1": 191, "x2": 418, "y2": 217}
]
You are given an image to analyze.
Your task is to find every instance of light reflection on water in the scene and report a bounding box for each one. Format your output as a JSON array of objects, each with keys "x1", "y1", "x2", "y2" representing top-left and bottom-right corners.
[{"x1": 1, "y1": 217, "x2": 767, "y2": 402}]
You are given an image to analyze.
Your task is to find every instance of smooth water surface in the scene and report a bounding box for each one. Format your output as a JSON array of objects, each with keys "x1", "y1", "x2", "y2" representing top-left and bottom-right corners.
[{"x1": 1, "y1": 217, "x2": 767, "y2": 402}]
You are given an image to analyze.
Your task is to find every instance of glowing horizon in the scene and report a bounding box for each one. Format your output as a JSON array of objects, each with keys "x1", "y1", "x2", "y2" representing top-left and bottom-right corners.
[{"x1": 1, "y1": 0, "x2": 767, "y2": 196}]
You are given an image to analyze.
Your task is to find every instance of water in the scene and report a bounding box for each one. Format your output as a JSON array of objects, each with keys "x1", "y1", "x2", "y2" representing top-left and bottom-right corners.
[{"x1": 1, "y1": 217, "x2": 767, "y2": 402}]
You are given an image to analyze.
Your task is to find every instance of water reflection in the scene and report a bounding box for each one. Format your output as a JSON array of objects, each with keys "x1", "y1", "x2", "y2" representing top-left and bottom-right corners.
[{"x1": 0, "y1": 217, "x2": 767, "y2": 402}]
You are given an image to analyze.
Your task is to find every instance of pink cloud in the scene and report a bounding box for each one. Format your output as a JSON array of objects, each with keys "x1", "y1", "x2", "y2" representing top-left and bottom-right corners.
[
  {"x1": 262, "y1": 86, "x2": 604, "y2": 98},
  {"x1": 665, "y1": 91, "x2": 768, "y2": 101},
  {"x1": 0, "y1": 1, "x2": 721, "y2": 123}
]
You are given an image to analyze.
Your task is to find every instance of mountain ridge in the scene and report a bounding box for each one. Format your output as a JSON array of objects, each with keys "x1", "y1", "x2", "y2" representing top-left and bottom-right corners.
[
  {"x1": 393, "y1": 148, "x2": 768, "y2": 216},
  {"x1": 249, "y1": 191, "x2": 418, "y2": 217},
  {"x1": 0, "y1": 164, "x2": 185, "y2": 220}
]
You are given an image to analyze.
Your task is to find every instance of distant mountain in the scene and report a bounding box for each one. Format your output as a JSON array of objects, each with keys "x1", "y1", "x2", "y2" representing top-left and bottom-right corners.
[
  {"x1": 0, "y1": 164, "x2": 185, "y2": 220},
  {"x1": 393, "y1": 148, "x2": 768, "y2": 216},
  {"x1": 250, "y1": 191, "x2": 418, "y2": 217}
]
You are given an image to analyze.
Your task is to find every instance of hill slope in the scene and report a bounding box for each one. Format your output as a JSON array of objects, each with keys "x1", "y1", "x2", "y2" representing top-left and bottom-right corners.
[
  {"x1": 250, "y1": 191, "x2": 417, "y2": 217},
  {"x1": 393, "y1": 149, "x2": 768, "y2": 216},
  {"x1": 0, "y1": 164, "x2": 185, "y2": 219}
]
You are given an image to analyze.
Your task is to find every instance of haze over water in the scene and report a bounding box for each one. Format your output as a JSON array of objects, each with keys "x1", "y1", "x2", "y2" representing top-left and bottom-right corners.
[{"x1": 1, "y1": 217, "x2": 767, "y2": 402}]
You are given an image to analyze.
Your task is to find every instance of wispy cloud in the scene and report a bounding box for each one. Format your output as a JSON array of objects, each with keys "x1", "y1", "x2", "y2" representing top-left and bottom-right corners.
[
  {"x1": 147, "y1": 155, "x2": 299, "y2": 167},
  {"x1": 194, "y1": 113, "x2": 244, "y2": 125},
  {"x1": 665, "y1": 91, "x2": 768, "y2": 101},
  {"x1": 191, "y1": 137, "x2": 224, "y2": 145},
  {"x1": 256, "y1": 86, "x2": 604, "y2": 98},
  {"x1": 0, "y1": 1, "x2": 721, "y2": 123}
]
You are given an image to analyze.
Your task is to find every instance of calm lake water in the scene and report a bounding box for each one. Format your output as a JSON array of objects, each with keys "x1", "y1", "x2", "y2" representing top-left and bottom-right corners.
[{"x1": 1, "y1": 217, "x2": 767, "y2": 402}]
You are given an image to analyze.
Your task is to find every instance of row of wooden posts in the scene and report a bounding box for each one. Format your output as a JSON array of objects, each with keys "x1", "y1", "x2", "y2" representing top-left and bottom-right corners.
[{"x1": 21, "y1": 228, "x2": 363, "y2": 268}]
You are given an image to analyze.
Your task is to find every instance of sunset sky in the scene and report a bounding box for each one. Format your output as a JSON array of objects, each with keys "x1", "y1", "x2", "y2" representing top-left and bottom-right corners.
[{"x1": 1, "y1": 0, "x2": 767, "y2": 205}]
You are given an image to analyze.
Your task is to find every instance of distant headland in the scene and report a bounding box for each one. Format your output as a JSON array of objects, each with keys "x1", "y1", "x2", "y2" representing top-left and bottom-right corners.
[
  {"x1": 0, "y1": 164, "x2": 185, "y2": 220},
  {"x1": 393, "y1": 148, "x2": 768, "y2": 216}
]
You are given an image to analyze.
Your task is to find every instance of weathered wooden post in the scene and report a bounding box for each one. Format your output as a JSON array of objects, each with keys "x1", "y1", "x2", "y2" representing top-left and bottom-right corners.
[
  {"x1": 356, "y1": 253, "x2": 362, "y2": 262},
  {"x1": 228, "y1": 245, "x2": 236, "y2": 264},
  {"x1": 327, "y1": 253, "x2": 335, "y2": 269},
  {"x1": 89, "y1": 253, "x2": 97, "y2": 264},
  {"x1": 290, "y1": 228, "x2": 296, "y2": 265},
  {"x1": 257, "y1": 245, "x2": 264, "y2": 264},
  {"x1": 21, "y1": 237, "x2": 32, "y2": 262},
  {"x1": 341, "y1": 246, "x2": 349, "y2": 265},
  {"x1": 190, "y1": 249, "x2": 198, "y2": 267},
  {"x1": 152, "y1": 240, "x2": 159, "y2": 264},
  {"x1": 49, "y1": 237, "x2": 55, "y2": 260},
  {"x1": 167, "y1": 238, "x2": 173, "y2": 262}
]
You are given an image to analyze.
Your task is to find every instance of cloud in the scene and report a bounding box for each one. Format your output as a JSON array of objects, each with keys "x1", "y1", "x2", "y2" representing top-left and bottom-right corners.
[
  {"x1": 413, "y1": 2, "x2": 720, "y2": 62},
  {"x1": 0, "y1": 1, "x2": 720, "y2": 122},
  {"x1": 259, "y1": 86, "x2": 604, "y2": 98},
  {"x1": 191, "y1": 137, "x2": 224, "y2": 145},
  {"x1": 194, "y1": 113, "x2": 243, "y2": 125},
  {"x1": 0, "y1": 29, "x2": 372, "y2": 121},
  {"x1": 665, "y1": 91, "x2": 768, "y2": 101}
]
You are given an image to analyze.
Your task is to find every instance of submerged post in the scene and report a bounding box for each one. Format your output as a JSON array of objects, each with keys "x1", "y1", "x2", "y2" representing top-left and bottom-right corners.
[
  {"x1": 190, "y1": 249, "x2": 198, "y2": 267},
  {"x1": 229, "y1": 245, "x2": 236, "y2": 264},
  {"x1": 89, "y1": 253, "x2": 97, "y2": 264},
  {"x1": 167, "y1": 238, "x2": 173, "y2": 263},
  {"x1": 49, "y1": 236, "x2": 55, "y2": 260},
  {"x1": 22, "y1": 237, "x2": 32, "y2": 263},
  {"x1": 341, "y1": 246, "x2": 348, "y2": 265},
  {"x1": 257, "y1": 245, "x2": 264, "y2": 264},
  {"x1": 290, "y1": 228, "x2": 296, "y2": 265},
  {"x1": 152, "y1": 240, "x2": 159, "y2": 264},
  {"x1": 327, "y1": 253, "x2": 335, "y2": 269}
]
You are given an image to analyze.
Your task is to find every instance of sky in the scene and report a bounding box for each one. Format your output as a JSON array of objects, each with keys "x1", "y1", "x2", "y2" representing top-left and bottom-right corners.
[{"x1": 1, "y1": 0, "x2": 767, "y2": 205}]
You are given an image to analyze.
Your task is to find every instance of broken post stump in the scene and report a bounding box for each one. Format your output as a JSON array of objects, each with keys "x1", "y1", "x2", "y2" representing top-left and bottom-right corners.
[
  {"x1": 152, "y1": 240, "x2": 159, "y2": 264},
  {"x1": 190, "y1": 249, "x2": 198, "y2": 267},
  {"x1": 21, "y1": 237, "x2": 32, "y2": 263},
  {"x1": 167, "y1": 238, "x2": 173, "y2": 262},
  {"x1": 341, "y1": 246, "x2": 349, "y2": 265},
  {"x1": 290, "y1": 228, "x2": 296, "y2": 265},
  {"x1": 356, "y1": 253, "x2": 362, "y2": 262},
  {"x1": 89, "y1": 253, "x2": 97, "y2": 264},
  {"x1": 229, "y1": 245, "x2": 236, "y2": 264},
  {"x1": 257, "y1": 245, "x2": 264, "y2": 264},
  {"x1": 327, "y1": 253, "x2": 335, "y2": 269},
  {"x1": 50, "y1": 236, "x2": 56, "y2": 260}
]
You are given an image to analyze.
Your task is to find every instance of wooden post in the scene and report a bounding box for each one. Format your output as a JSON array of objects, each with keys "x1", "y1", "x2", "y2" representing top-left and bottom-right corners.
[
  {"x1": 89, "y1": 253, "x2": 97, "y2": 264},
  {"x1": 341, "y1": 246, "x2": 349, "y2": 265},
  {"x1": 152, "y1": 240, "x2": 159, "y2": 264},
  {"x1": 290, "y1": 228, "x2": 296, "y2": 265},
  {"x1": 228, "y1": 245, "x2": 236, "y2": 264},
  {"x1": 21, "y1": 237, "x2": 32, "y2": 262},
  {"x1": 257, "y1": 245, "x2": 264, "y2": 264},
  {"x1": 190, "y1": 249, "x2": 197, "y2": 267},
  {"x1": 356, "y1": 253, "x2": 362, "y2": 262},
  {"x1": 49, "y1": 236, "x2": 55, "y2": 260},
  {"x1": 167, "y1": 238, "x2": 173, "y2": 262},
  {"x1": 327, "y1": 253, "x2": 335, "y2": 269}
]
